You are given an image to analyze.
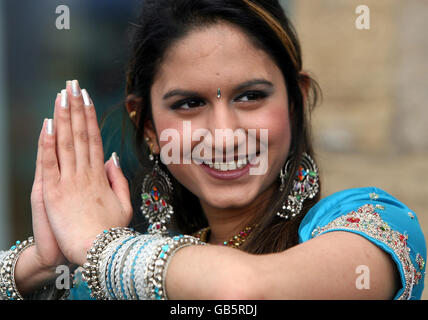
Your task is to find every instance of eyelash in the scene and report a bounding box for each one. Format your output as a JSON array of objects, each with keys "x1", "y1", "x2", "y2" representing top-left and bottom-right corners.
[
  {"x1": 236, "y1": 91, "x2": 268, "y2": 102},
  {"x1": 170, "y1": 91, "x2": 268, "y2": 111}
]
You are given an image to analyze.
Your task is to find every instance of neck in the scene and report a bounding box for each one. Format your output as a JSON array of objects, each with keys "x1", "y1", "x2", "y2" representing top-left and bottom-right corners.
[{"x1": 199, "y1": 183, "x2": 276, "y2": 245}]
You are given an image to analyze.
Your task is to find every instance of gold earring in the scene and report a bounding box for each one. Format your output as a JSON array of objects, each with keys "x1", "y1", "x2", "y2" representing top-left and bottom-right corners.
[
  {"x1": 148, "y1": 143, "x2": 155, "y2": 161},
  {"x1": 129, "y1": 110, "x2": 137, "y2": 119}
]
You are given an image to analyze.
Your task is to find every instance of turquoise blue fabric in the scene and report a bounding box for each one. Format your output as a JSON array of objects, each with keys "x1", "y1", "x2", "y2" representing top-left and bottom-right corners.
[
  {"x1": 67, "y1": 268, "x2": 94, "y2": 300},
  {"x1": 69, "y1": 186, "x2": 426, "y2": 300},
  {"x1": 299, "y1": 186, "x2": 426, "y2": 300}
]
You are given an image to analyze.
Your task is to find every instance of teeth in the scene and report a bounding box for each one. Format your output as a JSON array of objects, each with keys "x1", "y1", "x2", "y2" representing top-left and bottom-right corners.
[
  {"x1": 228, "y1": 161, "x2": 236, "y2": 171},
  {"x1": 204, "y1": 156, "x2": 253, "y2": 171}
]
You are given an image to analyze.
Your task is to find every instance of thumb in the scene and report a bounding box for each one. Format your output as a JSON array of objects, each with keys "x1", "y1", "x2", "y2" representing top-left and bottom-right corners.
[{"x1": 105, "y1": 152, "x2": 132, "y2": 213}]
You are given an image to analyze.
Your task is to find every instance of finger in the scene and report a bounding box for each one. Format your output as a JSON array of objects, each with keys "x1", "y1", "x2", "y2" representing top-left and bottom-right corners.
[
  {"x1": 32, "y1": 119, "x2": 52, "y2": 237},
  {"x1": 42, "y1": 118, "x2": 60, "y2": 189},
  {"x1": 54, "y1": 89, "x2": 76, "y2": 177},
  {"x1": 34, "y1": 118, "x2": 47, "y2": 185},
  {"x1": 81, "y1": 89, "x2": 105, "y2": 172},
  {"x1": 67, "y1": 80, "x2": 90, "y2": 170},
  {"x1": 31, "y1": 119, "x2": 47, "y2": 208},
  {"x1": 35, "y1": 119, "x2": 67, "y2": 265},
  {"x1": 105, "y1": 153, "x2": 132, "y2": 213}
]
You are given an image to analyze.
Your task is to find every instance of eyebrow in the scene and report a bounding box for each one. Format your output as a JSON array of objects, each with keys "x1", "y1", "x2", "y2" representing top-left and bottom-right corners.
[{"x1": 162, "y1": 79, "x2": 274, "y2": 100}]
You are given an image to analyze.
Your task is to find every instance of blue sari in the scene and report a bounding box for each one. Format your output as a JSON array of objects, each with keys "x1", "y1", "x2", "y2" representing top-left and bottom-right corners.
[
  {"x1": 299, "y1": 187, "x2": 426, "y2": 300},
  {"x1": 69, "y1": 187, "x2": 426, "y2": 300}
]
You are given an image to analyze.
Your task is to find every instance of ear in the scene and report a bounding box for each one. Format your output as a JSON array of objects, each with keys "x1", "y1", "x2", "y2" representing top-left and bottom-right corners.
[
  {"x1": 143, "y1": 119, "x2": 160, "y2": 154},
  {"x1": 125, "y1": 94, "x2": 143, "y2": 126},
  {"x1": 126, "y1": 95, "x2": 160, "y2": 154}
]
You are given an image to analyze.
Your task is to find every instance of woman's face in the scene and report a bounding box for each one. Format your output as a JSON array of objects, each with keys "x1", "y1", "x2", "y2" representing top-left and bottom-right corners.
[{"x1": 149, "y1": 21, "x2": 291, "y2": 210}]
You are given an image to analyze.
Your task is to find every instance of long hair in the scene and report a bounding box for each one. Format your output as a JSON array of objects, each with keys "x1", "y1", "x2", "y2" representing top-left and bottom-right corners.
[{"x1": 102, "y1": 0, "x2": 322, "y2": 254}]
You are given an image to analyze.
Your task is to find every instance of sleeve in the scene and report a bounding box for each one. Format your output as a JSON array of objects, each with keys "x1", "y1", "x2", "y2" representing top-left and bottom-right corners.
[
  {"x1": 0, "y1": 250, "x2": 7, "y2": 263},
  {"x1": 298, "y1": 187, "x2": 426, "y2": 300},
  {"x1": 0, "y1": 250, "x2": 11, "y2": 300}
]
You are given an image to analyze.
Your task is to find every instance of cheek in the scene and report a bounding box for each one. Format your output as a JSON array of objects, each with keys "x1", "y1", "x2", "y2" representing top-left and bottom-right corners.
[
  {"x1": 267, "y1": 107, "x2": 291, "y2": 142},
  {"x1": 253, "y1": 103, "x2": 292, "y2": 181},
  {"x1": 250, "y1": 103, "x2": 291, "y2": 150},
  {"x1": 151, "y1": 109, "x2": 182, "y2": 147}
]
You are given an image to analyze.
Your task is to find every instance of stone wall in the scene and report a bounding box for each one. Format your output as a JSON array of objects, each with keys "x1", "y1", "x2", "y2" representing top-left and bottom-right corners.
[{"x1": 291, "y1": 0, "x2": 428, "y2": 299}]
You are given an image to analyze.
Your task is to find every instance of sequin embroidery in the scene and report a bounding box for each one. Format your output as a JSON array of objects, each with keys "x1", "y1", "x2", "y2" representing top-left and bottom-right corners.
[{"x1": 311, "y1": 204, "x2": 417, "y2": 300}]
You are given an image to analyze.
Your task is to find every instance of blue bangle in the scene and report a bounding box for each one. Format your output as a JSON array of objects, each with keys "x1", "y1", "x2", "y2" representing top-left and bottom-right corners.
[
  {"x1": 129, "y1": 238, "x2": 156, "y2": 299},
  {"x1": 106, "y1": 236, "x2": 136, "y2": 299}
]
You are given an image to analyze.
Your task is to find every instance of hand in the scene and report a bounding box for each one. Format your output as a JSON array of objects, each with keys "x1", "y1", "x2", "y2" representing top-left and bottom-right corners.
[
  {"x1": 30, "y1": 117, "x2": 68, "y2": 271},
  {"x1": 41, "y1": 81, "x2": 133, "y2": 266}
]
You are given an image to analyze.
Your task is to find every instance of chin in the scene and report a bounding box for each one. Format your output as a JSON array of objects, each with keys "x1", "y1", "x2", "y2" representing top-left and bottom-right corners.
[{"x1": 200, "y1": 187, "x2": 258, "y2": 209}]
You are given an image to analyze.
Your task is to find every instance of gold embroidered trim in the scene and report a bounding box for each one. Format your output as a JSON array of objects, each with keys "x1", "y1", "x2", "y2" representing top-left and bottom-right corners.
[{"x1": 311, "y1": 204, "x2": 417, "y2": 300}]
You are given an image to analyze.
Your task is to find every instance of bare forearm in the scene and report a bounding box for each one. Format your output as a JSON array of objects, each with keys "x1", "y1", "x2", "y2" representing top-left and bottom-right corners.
[
  {"x1": 164, "y1": 231, "x2": 398, "y2": 300},
  {"x1": 165, "y1": 245, "x2": 261, "y2": 300}
]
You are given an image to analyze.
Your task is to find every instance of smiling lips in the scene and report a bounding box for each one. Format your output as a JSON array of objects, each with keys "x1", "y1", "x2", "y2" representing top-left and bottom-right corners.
[{"x1": 199, "y1": 153, "x2": 258, "y2": 180}]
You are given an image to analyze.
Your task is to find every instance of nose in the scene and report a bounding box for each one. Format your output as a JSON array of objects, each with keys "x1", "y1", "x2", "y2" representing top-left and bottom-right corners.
[{"x1": 207, "y1": 102, "x2": 246, "y2": 162}]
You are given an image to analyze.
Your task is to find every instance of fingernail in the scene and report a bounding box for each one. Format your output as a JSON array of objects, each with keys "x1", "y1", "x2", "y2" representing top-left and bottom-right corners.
[
  {"x1": 71, "y1": 80, "x2": 81, "y2": 97},
  {"x1": 46, "y1": 119, "x2": 54, "y2": 135},
  {"x1": 60, "y1": 89, "x2": 68, "y2": 108},
  {"x1": 66, "y1": 80, "x2": 72, "y2": 87},
  {"x1": 112, "y1": 152, "x2": 120, "y2": 168},
  {"x1": 81, "y1": 89, "x2": 91, "y2": 106}
]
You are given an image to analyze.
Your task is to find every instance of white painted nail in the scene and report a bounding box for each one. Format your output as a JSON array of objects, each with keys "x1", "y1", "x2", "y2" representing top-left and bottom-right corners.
[
  {"x1": 46, "y1": 119, "x2": 54, "y2": 135},
  {"x1": 71, "y1": 80, "x2": 81, "y2": 97},
  {"x1": 112, "y1": 152, "x2": 120, "y2": 168},
  {"x1": 81, "y1": 89, "x2": 91, "y2": 106},
  {"x1": 61, "y1": 89, "x2": 68, "y2": 108}
]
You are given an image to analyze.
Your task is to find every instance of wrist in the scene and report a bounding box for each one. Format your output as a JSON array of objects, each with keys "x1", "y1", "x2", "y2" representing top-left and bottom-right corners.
[
  {"x1": 1, "y1": 238, "x2": 37, "y2": 298},
  {"x1": 14, "y1": 244, "x2": 59, "y2": 296},
  {"x1": 78, "y1": 230, "x2": 108, "y2": 266},
  {"x1": 82, "y1": 227, "x2": 138, "y2": 299}
]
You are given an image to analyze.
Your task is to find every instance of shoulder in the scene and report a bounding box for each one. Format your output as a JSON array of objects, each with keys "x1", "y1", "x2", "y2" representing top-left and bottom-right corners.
[{"x1": 298, "y1": 186, "x2": 426, "y2": 300}]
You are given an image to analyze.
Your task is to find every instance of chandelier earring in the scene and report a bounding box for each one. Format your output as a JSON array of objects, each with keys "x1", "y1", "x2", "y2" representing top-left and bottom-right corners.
[
  {"x1": 140, "y1": 139, "x2": 174, "y2": 234},
  {"x1": 277, "y1": 153, "x2": 319, "y2": 220}
]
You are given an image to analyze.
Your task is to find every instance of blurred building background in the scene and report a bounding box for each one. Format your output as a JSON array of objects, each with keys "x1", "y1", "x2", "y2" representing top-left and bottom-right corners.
[
  {"x1": 0, "y1": 0, "x2": 427, "y2": 299},
  {"x1": 0, "y1": 0, "x2": 136, "y2": 248},
  {"x1": 291, "y1": 0, "x2": 428, "y2": 299}
]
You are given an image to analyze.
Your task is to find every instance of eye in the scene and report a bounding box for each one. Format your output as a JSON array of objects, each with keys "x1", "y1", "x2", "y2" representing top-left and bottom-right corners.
[
  {"x1": 235, "y1": 91, "x2": 268, "y2": 102},
  {"x1": 171, "y1": 98, "x2": 206, "y2": 110}
]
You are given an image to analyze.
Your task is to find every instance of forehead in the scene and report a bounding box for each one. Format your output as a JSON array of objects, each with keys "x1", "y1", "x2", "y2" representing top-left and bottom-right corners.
[{"x1": 153, "y1": 21, "x2": 280, "y2": 89}]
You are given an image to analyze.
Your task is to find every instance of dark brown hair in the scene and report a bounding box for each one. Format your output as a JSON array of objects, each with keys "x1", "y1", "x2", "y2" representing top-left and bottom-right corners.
[{"x1": 102, "y1": 0, "x2": 322, "y2": 254}]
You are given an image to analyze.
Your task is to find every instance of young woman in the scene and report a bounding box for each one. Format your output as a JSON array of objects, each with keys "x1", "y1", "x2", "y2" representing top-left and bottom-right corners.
[{"x1": 1, "y1": 0, "x2": 425, "y2": 300}]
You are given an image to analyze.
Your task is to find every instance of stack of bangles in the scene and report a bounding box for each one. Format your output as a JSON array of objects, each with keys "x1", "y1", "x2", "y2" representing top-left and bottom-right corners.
[
  {"x1": 0, "y1": 228, "x2": 204, "y2": 300},
  {"x1": 82, "y1": 227, "x2": 205, "y2": 300}
]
